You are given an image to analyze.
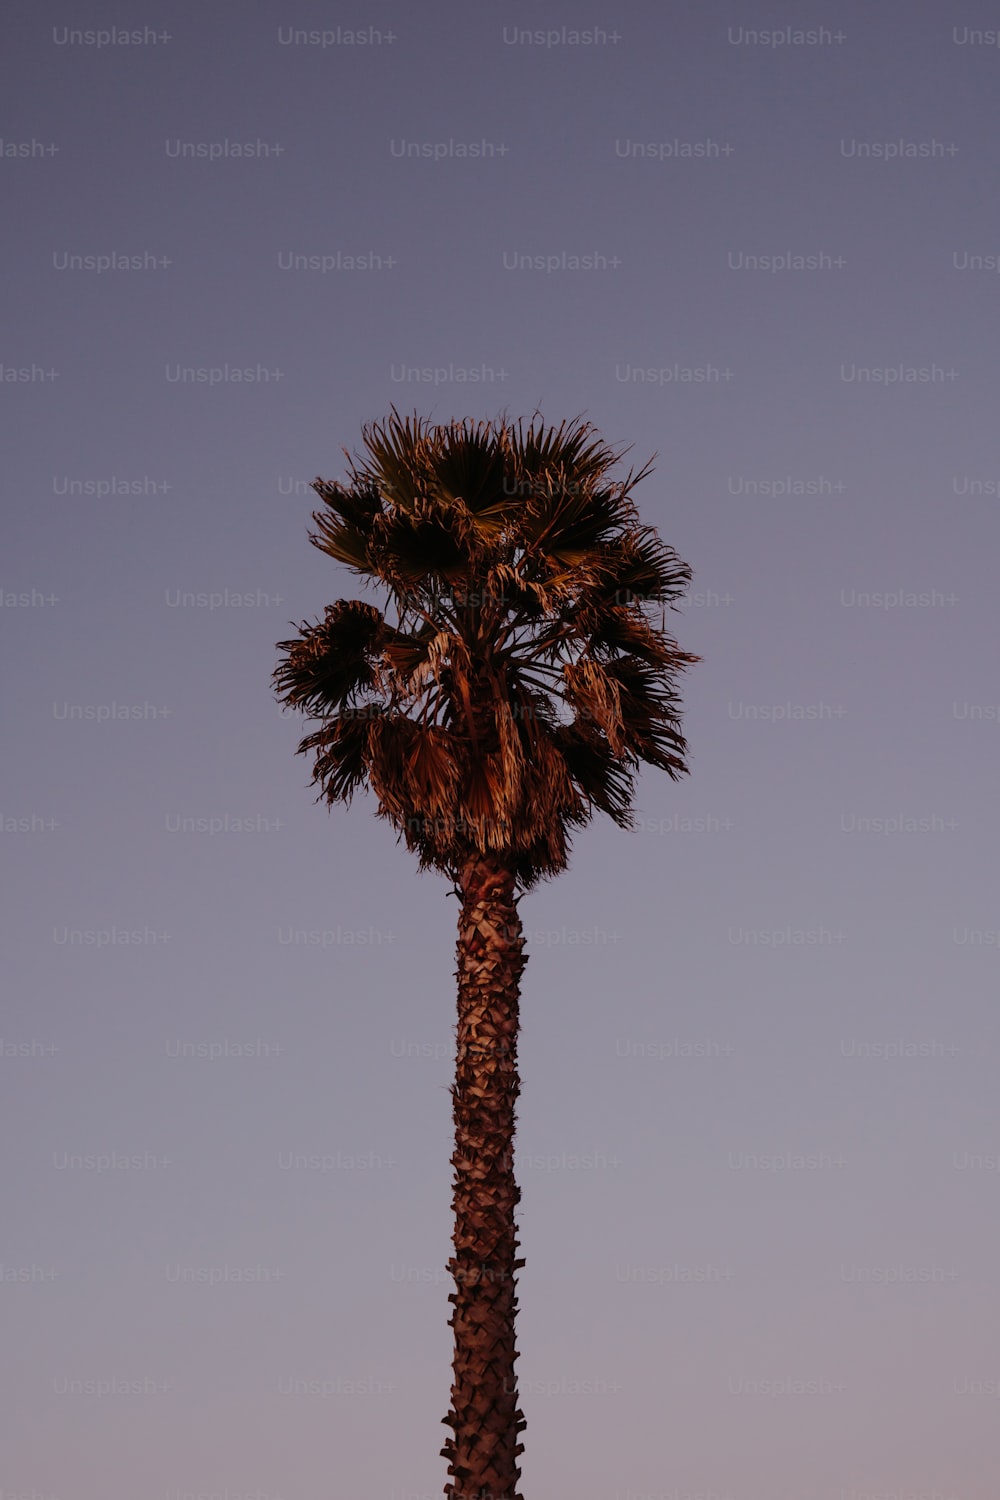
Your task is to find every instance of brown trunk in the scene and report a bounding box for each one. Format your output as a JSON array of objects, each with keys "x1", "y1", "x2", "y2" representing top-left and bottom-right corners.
[{"x1": 440, "y1": 853, "x2": 527, "y2": 1500}]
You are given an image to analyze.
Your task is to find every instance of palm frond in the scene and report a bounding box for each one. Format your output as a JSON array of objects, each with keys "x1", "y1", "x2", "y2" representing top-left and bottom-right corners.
[{"x1": 273, "y1": 600, "x2": 385, "y2": 714}]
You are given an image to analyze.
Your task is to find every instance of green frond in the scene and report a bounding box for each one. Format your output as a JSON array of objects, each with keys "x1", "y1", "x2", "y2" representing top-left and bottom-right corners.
[
  {"x1": 519, "y1": 483, "x2": 625, "y2": 563},
  {"x1": 273, "y1": 600, "x2": 385, "y2": 714},
  {"x1": 602, "y1": 654, "x2": 699, "y2": 777},
  {"x1": 297, "y1": 708, "x2": 381, "y2": 805},
  {"x1": 428, "y1": 425, "x2": 509, "y2": 512},
  {"x1": 510, "y1": 413, "x2": 624, "y2": 489},
  {"x1": 578, "y1": 604, "x2": 671, "y2": 665},
  {"x1": 551, "y1": 722, "x2": 636, "y2": 826},
  {"x1": 308, "y1": 509, "x2": 373, "y2": 572},
  {"x1": 373, "y1": 507, "x2": 471, "y2": 587},
  {"x1": 311, "y1": 477, "x2": 384, "y2": 530},
  {"x1": 576, "y1": 529, "x2": 693, "y2": 609},
  {"x1": 352, "y1": 406, "x2": 436, "y2": 511}
]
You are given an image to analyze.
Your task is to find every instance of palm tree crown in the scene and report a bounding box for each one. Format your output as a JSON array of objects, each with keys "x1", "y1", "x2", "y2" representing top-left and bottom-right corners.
[{"x1": 273, "y1": 407, "x2": 700, "y2": 890}]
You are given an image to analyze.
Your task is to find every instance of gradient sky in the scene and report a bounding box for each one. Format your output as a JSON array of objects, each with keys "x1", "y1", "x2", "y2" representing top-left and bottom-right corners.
[{"x1": 4, "y1": 3, "x2": 1000, "y2": 1498}]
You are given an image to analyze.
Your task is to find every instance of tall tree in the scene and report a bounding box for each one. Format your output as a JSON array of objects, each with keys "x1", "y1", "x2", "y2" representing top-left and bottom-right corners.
[{"x1": 273, "y1": 408, "x2": 700, "y2": 1499}]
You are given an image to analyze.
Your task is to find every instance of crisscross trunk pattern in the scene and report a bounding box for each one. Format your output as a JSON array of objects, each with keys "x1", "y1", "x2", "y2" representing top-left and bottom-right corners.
[{"x1": 440, "y1": 854, "x2": 527, "y2": 1500}]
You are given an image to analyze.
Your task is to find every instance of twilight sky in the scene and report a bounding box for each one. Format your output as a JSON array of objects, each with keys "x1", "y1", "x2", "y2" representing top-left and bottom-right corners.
[{"x1": 4, "y1": 3, "x2": 1000, "y2": 1498}]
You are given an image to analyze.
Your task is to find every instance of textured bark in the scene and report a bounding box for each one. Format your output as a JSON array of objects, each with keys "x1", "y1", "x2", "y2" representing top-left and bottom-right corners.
[{"x1": 440, "y1": 854, "x2": 527, "y2": 1500}]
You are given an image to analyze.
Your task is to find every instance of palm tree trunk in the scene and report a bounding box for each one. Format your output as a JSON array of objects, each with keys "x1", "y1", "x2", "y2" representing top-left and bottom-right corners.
[{"x1": 440, "y1": 854, "x2": 528, "y2": 1500}]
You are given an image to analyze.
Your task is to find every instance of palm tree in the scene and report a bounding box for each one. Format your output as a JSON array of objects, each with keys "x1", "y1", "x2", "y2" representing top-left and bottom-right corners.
[{"x1": 273, "y1": 407, "x2": 700, "y2": 1500}]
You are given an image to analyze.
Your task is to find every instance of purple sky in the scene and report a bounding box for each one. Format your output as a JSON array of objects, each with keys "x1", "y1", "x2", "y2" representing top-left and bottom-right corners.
[{"x1": 4, "y1": 3, "x2": 1000, "y2": 1498}]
